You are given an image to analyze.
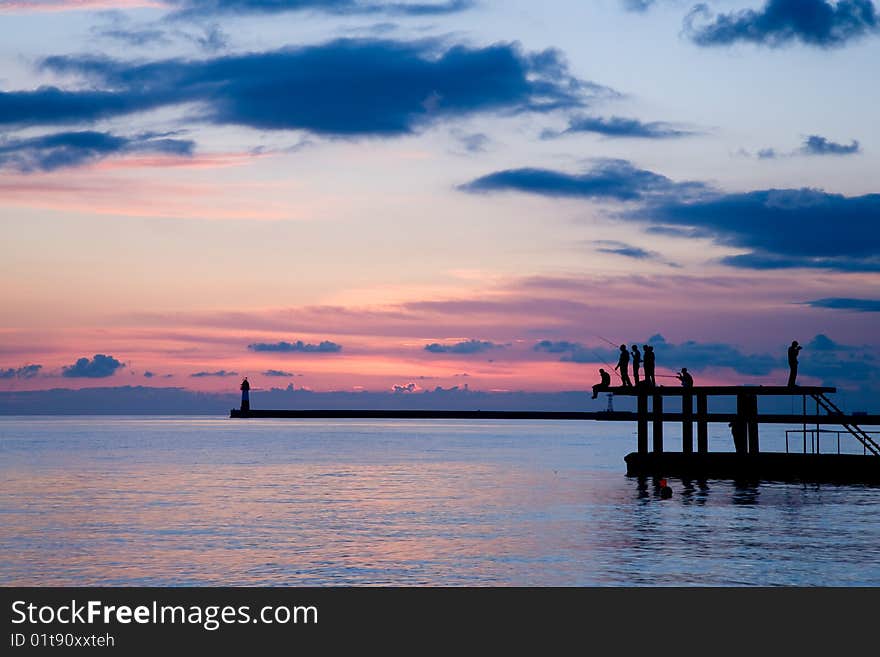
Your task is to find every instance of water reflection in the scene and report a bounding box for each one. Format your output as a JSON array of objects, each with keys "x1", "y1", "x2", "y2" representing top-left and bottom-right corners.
[{"x1": 1, "y1": 417, "x2": 879, "y2": 586}]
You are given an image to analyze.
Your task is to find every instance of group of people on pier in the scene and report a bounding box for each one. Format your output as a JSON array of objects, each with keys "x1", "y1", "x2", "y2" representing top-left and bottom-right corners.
[
  {"x1": 592, "y1": 343, "x2": 672, "y2": 399},
  {"x1": 591, "y1": 340, "x2": 802, "y2": 399}
]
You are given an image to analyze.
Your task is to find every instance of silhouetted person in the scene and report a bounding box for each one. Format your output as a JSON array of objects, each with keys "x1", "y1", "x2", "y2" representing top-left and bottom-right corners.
[
  {"x1": 787, "y1": 340, "x2": 802, "y2": 387},
  {"x1": 643, "y1": 345, "x2": 656, "y2": 387},
  {"x1": 676, "y1": 367, "x2": 693, "y2": 388},
  {"x1": 592, "y1": 368, "x2": 612, "y2": 399},
  {"x1": 729, "y1": 418, "x2": 747, "y2": 454},
  {"x1": 659, "y1": 478, "x2": 673, "y2": 499},
  {"x1": 615, "y1": 344, "x2": 632, "y2": 387},
  {"x1": 240, "y1": 377, "x2": 250, "y2": 412},
  {"x1": 631, "y1": 345, "x2": 641, "y2": 386}
]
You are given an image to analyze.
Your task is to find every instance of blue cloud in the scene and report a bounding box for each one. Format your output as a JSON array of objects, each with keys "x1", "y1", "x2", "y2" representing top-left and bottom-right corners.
[
  {"x1": 593, "y1": 240, "x2": 660, "y2": 260},
  {"x1": 748, "y1": 134, "x2": 861, "y2": 159},
  {"x1": 0, "y1": 87, "x2": 164, "y2": 128},
  {"x1": 646, "y1": 334, "x2": 778, "y2": 375},
  {"x1": 0, "y1": 131, "x2": 194, "y2": 173},
  {"x1": 805, "y1": 298, "x2": 880, "y2": 312},
  {"x1": 454, "y1": 131, "x2": 490, "y2": 153},
  {"x1": 0, "y1": 364, "x2": 42, "y2": 379},
  {"x1": 461, "y1": 159, "x2": 709, "y2": 202},
  {"x1": 533, "y1": 340, "x2": 582, "y2": 354},
  {"x1": 720, "y1": 252, "x2": 880, "y2": 272},
  {"x1": 62, "y1": 355, "x2": 124, "y2": 378},
  {"x1": 143, "y1": 371, "x2": 156, "y2": 378},
  {"x1": 685, "y1": 0, "x2": 880, "y2": 48},
  {"x1": 533, "y1": 340, "x2": 596, "y2": 363},
  {"x1": 263, "y1": 369, "x2": 295, "y2": 376},
  {"x1": 802, "y1": 134, "x2": 861, "y2": 155},
  {"x1": 167, "y1": 0, "x2": 474, "y2": 19},
  {"x1": 191, "y1": 370, "x2": 239, "y2": 377},
  {"x1": 807, "y1": 334, "x2": 854, "y2": 351},
  {"x1": 797, "y1": 335, "x2": 876, "y2": 385},
  {"x1": 622, "y1": 0, "x2": 657, "y2": 10},
  {"x1": 249, "y1": 340, "x2": 343, "y2": 353},
  {"x1": 97, "y1": 28, "x2": 172, "y2": 47},
  {"x1": 25, "y1": 39, "x2": 589, "y2": 137},
  {"x1": 642, "y1": 188, "x2": 880, "y2": 272},
  {"x1": 424, "y1": 339, "x2": 503, "y2": 354},
  {"x1": 544, "y1": 115, "x2": 696, "y2": 140},
  {"x1": 465, "y1": 157, "x2": 879, "y2": 272}
]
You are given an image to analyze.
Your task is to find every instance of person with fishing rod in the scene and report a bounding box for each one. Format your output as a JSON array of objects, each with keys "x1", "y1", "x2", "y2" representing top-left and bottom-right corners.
[
  {"x1": 630, "y1": 345, "x2": 642, "y2": 386},
  {"x1": 676, "y1": 367, "x2": 694, "y2": 388},
  {"x1": 614, "y1": 344, "x2": 633, "y2": 387}
]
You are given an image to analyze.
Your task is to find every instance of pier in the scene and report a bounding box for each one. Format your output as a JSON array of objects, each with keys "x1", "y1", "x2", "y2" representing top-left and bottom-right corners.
[
  {"x1": 609, "y1": 385, "x2": 880, "y2": 482},
  {"x1": 230, "y1": 384, "x2": 880, "y2": 483}
]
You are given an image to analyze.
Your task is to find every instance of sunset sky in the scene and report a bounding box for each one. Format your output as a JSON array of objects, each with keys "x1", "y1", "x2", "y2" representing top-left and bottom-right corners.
[{"x1": 2, "y1": 0, "x2": 879, "y2": 405}]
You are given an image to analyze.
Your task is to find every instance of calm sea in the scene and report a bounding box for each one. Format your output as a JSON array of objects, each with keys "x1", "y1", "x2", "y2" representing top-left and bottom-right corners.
[{"x1": 1, "y1": 416, "x2": 878, "y2": 586}]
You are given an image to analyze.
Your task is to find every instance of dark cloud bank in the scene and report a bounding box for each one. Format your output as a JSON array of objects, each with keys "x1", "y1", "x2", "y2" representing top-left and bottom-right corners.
[
  {"x1": 806, "y1": 298, "x2": 880, "y2": 312},
  {"x1": 0, "y1": 131, "x2": 194, "y2": 173},
  {"x1": 685, "y1": 0, "x2": 879, "y2": 48},
  {"x1": 462, "y1": 159, "x2": 880, "y2": 272},
  {"x1": 424, "y1": 339, "x2": 503, "y2": 354},
  {"x1": 248, "y1": 340, "x2": 343, "y2": 353},
  {"x1": 0, "y1": 364, "x2": 42, "y2": 379},
  {"x1": 3, "y1": 39, "x2": 588, "y2": 140},
  {"x1": 61, "y1": 354, "x2": 124, "y2": 378},
  {"x1": 543, "y1": 115, "x2": 696, "y2": 140}
]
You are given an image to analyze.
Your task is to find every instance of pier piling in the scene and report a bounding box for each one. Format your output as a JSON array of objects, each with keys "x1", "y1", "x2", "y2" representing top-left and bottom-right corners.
[
  {"x1": 697, "y1": 394, "x2": 708, "y2": 454},
  {"x1": 637, "y1": 392, "x2": 648, "y2": 454},
  {"x1": 682, "y1": 393, "x2": 694, "y2": 454},
  {"x1": 653, "y1": 394, "x2": 664, "y2": 453}
]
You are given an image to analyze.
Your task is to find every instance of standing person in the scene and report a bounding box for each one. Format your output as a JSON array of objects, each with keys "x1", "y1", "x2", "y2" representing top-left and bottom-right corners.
[
  {"x1": 643, "y1": 345, "x2": 656, "y2": 387},
  {"x1": 631, "y1": 345, "x2": 642, "y2": 386},
  {"x1": 676, "y1": 367, "x2": 694, "y2": 388},
  {"x1": 592, "y1": 368, "x2": 612, "y2": 399},
  {"x1": 787, "y1": 340, "x2": 802, "y2": 387},
  {"x1": 614, "y1": 345, "x2": 632, "y2": 387},
  {"x1": 240, "y1": 377, "x2": 250, "y2": 412}
]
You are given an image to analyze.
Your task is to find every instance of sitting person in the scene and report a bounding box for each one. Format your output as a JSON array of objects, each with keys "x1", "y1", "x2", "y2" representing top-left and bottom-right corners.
[{"x1": 592, "y1": 368, "x2": 612, "y2": 399}]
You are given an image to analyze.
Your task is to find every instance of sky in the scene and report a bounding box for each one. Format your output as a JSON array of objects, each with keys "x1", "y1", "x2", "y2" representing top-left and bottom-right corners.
[{"x1": 1, "y1": 0, "x2": 879, "y2": 409}]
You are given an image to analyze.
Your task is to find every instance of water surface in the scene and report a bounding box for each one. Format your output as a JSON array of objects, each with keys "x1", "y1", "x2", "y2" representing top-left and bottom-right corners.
[{"x1": 1, "y1": 416, "x2": 877, "y2": 586}]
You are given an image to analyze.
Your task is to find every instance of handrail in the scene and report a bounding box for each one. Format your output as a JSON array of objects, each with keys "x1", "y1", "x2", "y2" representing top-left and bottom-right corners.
[{"x1": 785, "y1": 428, "x2": 880, "y2": 455}]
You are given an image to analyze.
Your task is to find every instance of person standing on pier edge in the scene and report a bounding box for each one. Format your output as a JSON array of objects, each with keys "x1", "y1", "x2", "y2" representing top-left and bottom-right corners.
[
  {"x1": 240, "y1": 377, "x2": 250, "y2": 412},
  {"x1": 592, "y1": 368, "x2": 612, "y2": 399},
  {"x1": 643, "y1": 345, "x2": 656, "y2": 387},
  {"x1": 676, "y1": 367, "x2": 693, "y2": 388},
  {"x1": 631, "y1": 345, "x2": 642, "y2": 386},
  {"x1": 615, "y1": 345, "x2": 633, "y2": 387},
  {"x1": 787, "y1": 340, "x2": 802, "y2": 387}
]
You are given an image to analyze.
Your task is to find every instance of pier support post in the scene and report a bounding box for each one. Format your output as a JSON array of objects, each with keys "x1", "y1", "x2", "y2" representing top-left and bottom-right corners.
[
  {"x1": 737, "y1": 394, "x2": 760, "y2": 454},
  {"x1": 637, "y1": 391, "x2": 648, "y2": 455},
  {"x1": 682, "y1": 393, "x2": 693, "y2": 454},
  {"x1": 653, "y1": 394, "x2": 664, "y2": 453},
  {"x1": 697, "y1": 394, "x2": 708, "y2": 454},
  {"x1": 747, "y1": 394, "x2": 759, "y2": 454}
]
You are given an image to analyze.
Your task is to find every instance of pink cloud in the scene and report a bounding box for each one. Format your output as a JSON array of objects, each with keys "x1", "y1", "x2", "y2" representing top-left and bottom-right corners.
[{"x1": 3, "y1": 270, "x2": 877, "y2": 393}]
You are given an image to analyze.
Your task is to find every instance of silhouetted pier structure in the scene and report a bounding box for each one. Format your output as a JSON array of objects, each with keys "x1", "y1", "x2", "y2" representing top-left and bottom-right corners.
[
  {"x1": 610, "y1": 385, "x2": 880, "y2": 481},
  {"x1": 230, "y1": 384, "x2": 880, "y2": 482}
]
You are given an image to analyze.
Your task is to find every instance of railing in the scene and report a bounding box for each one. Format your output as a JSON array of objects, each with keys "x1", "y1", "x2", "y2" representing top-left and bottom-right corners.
[{"x1": 785, "y1": 429, "x2": 880, "y2": 455}]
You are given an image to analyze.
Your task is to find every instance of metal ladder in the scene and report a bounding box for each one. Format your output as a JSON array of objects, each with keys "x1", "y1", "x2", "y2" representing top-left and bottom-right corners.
[{"x1": 811, "y1": 393, "x2": 880, "y2": 456}]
